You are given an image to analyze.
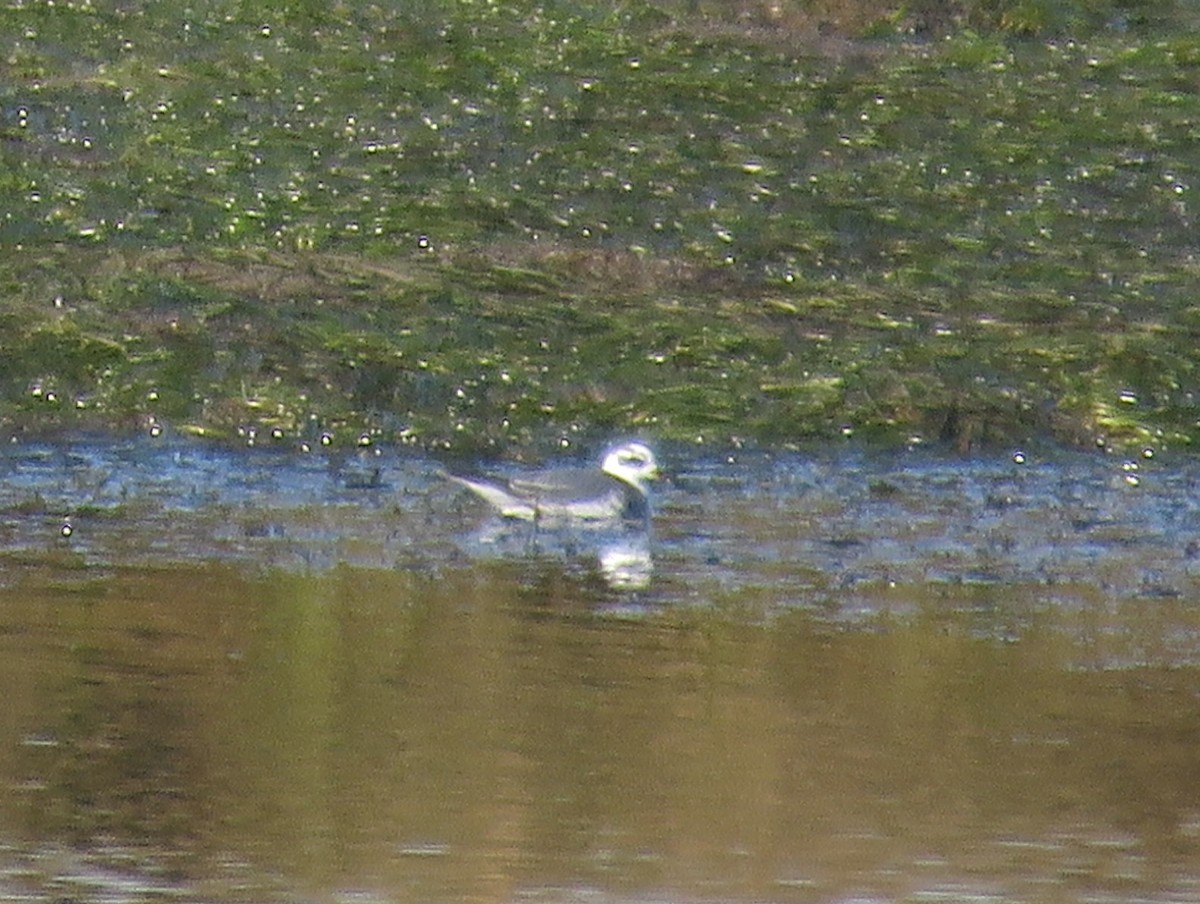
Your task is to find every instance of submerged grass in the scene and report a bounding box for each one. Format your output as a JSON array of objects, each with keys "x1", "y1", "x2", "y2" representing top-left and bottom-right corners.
[{"x1": 2, "y1": 0, "x2": 1199, "y2": 455}]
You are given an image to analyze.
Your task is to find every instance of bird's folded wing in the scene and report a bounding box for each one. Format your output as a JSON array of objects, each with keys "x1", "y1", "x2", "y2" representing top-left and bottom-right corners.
[{"x1": 507, "y1": 471, "x2": 623, "y2": 501}]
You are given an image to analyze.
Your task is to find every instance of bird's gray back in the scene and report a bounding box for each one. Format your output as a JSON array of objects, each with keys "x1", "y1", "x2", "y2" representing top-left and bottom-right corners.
[{"x1": 507, "y1": 469, "x2": 631, "y2": 501}]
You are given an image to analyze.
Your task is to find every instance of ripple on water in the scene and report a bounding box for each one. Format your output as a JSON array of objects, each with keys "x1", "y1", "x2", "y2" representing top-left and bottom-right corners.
[{"x1": 0, "y1": 437, "x2": 1197, "y2": 610}]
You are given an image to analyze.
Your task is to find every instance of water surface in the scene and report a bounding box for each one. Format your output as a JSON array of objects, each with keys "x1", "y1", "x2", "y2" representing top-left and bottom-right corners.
[{"x1": 1, "y1": 436, "x2": 1199, "y2": 903}]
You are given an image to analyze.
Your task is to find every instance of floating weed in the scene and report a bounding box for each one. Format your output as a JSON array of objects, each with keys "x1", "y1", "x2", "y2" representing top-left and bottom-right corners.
[{"x1": 3, "y1": 6, "x2": 1200, "y2": 451}]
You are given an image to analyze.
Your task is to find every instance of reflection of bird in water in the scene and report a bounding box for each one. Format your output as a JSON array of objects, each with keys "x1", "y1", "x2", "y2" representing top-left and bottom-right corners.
[
  {"x1": 597, "y1": 534, "x2": 654, "y2": 590},
  {"x1": 443, "y1": 441, "x2": 660, "y2": 526}
]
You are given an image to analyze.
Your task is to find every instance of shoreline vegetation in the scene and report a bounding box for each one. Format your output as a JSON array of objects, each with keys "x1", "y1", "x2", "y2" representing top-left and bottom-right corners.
[{"x1": 3, "y1": 0, "x2": 1199, "y2": 457}]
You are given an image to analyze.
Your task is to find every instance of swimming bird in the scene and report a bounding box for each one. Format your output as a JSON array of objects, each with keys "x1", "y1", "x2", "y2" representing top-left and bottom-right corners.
[{"x1": 444, "y1": 441, "x2": 660, "y2": 525}]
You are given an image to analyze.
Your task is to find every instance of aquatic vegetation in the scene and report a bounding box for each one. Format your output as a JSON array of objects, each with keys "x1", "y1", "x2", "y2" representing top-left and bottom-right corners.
[{"x1": 2, "y1": 1, "x2": 1199, "y2": 453}]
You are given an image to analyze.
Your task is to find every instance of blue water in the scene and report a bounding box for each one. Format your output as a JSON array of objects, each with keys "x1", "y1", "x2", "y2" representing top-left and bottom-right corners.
[{"x1": 1, "y1": 433, "x2": 1196, "y2": 606}]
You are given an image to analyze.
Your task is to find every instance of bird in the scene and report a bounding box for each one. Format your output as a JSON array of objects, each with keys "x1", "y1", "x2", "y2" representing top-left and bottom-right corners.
[{"x1": 443, "y1": 441, "x2": 660, "y2": 526}]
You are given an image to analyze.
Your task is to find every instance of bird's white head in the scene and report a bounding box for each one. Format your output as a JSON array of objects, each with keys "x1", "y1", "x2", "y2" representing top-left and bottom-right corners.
[{"x1": 600, "y1": 441, "x2": 660, "y2": 490}]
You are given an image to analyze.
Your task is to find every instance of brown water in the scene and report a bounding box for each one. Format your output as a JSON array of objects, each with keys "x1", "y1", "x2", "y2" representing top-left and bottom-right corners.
[{"x1": 1, "y1": 438, "x2": 1200, "y2": 903}]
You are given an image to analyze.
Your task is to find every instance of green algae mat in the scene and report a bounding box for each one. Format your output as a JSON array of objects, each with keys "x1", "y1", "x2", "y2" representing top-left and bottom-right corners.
[{"x1": 3, "y1": 0, "x2": 1200, "y2": 455}]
